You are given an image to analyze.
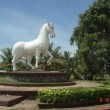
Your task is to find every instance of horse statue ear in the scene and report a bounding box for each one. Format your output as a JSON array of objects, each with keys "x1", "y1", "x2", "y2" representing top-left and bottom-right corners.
[{"x1": 47, "y1": 22, "x2": 50, "y2": 27}]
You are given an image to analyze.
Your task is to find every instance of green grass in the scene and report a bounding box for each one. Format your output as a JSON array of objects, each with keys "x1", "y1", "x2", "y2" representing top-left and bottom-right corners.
[
  {"x1": 102, "y1": 80, "x2": 110, "y2": 85},
  {"x1": 76, "y1": 79, "x2": 110, "y2": 85}
]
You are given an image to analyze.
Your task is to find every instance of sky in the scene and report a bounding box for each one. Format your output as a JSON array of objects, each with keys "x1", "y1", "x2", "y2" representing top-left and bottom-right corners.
[{"x1": 0, "y1": 0, "x2": 95, "y2": 57}]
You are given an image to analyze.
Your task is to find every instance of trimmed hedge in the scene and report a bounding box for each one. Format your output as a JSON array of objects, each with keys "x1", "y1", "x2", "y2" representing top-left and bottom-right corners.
[{"x1": 38, "y1": 87, "x2": 110, "y2": 103}]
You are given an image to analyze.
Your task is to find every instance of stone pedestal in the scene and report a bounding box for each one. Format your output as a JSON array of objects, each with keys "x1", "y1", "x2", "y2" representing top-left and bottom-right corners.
[{"x1": 1, "y1": 71, "x2": 71, "y2": 83}]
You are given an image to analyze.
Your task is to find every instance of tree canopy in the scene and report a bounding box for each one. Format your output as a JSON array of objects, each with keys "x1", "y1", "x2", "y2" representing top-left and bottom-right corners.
[{"x1": 70, "y1": 0, "x2": 110, "y2": 79}]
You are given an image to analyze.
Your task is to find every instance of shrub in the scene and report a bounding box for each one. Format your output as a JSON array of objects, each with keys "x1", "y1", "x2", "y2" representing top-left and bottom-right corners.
[
  {"x1": 103, "y1": 80, "x2": 110, "y2": 85},
  {"x1": 38, "y1": 87, "x2": 110, "y2": 103}
]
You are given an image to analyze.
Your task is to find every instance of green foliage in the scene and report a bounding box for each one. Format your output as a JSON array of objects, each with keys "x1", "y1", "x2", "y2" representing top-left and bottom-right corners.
[
  {"x1": 0, "y1": 48, "x2": 13, "y2": 71},
  {"x1": 39, "y1": 42, "x2": 65, "y2": 71},
  {"x1": 0, "y1": 48, "x2": 30, "y2": 71},
  {"x1": 0, "y1": 43, "x2": 75, "y2": 73},
  {"x1": 70, "y1": 0, "x2": 110, "y2": 79},
  {"x1": 38, "y1": 87, "x2": 110, "y2": 103},
  {"x1": 37, "y1": 43, "x2": 74, "y2": 72},
  {"x1": 102, "y1": 80, "x2": 110, "y2": 86}
]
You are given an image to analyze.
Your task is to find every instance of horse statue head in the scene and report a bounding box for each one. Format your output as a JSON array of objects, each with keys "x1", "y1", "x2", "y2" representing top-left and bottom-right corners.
[
  {"x1": 41, "y1": 22, "x2": 55, "y2": 38},
  {"x1": 47, "y1": 22, "x2": 55, "y2": 38}
]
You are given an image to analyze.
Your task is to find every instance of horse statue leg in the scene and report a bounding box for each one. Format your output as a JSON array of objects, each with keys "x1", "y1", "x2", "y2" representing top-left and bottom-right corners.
[
  {"x1": 45, "y1": 50, "x2": 53, "y2": 64},
  {"x1": 12, "y1": 54, "x2": 19, "y2": 71},
  {"x1": 12, "y1": 57, "x2": 17, "y2": 71},
  {"x1": 26, "y1": 55, "x2": 35, "y2": 69},
  {"x1": 35, "y1": 51, "x2": 41, "y2": 68}
]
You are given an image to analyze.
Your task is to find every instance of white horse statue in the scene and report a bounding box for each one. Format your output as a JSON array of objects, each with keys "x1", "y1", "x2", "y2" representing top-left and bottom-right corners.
[{"x1": 12, "y1": 22, "x2": 55, "y2": 71}]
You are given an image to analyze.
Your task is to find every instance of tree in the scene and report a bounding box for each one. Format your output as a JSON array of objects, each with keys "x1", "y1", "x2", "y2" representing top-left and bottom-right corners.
[
  {"x1": 70, "y1": 0, "x2": 110, "y2": 79},
  {"x1": 62, "y1": 51, "x2": 71, "y2": 69},
  {"x1": 0, "y1": 48, "x2": 12, "y2": 71},
  {"x1": 39, "y1": 43, "x2": 65, "y2": 71}
]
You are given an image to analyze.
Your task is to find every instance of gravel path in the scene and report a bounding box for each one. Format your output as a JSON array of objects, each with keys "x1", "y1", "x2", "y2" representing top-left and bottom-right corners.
[
  {"x1": 0, "y1": 81, "x2": 105, "y2": 110},
  {"x1": 0, "y1": 100, "x2": 109, "y2": 110},
  {"x1": 0, "y1": 99, "x2": 37, "y2": 110},
  {"x1": 0, "y1": 81, "x2": 103, "y2": 91},
  {"x1": 50, "y1": 104, "x2": 110, "y2": 110}
]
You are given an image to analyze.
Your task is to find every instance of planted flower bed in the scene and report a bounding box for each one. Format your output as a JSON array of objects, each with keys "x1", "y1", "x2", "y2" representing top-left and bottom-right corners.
[{"x1": 38, "y1": 87, "x2": 110, "y2": 108}]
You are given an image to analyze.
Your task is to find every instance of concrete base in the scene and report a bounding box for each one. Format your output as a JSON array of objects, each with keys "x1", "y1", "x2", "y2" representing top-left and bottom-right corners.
[
  {"x1": 0, "y1": 71, "x2": 71, "y2": 83},
  {"x1": 0, "y1": 95, "x2": 25, "y2": 107}
]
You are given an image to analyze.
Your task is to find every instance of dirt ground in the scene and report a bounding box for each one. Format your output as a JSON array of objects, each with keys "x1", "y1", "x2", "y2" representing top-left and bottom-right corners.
[
  {"x1": 0, "y1": 99, "x2": 37, "y2": 110},
  {"x1": 53, "y1": 104, "x2": 110, "y2": 110},
  {"x1": 0, "y1": 81, "x2": 108, "y2": 110},
  {"x1": 0, "y1": 81, "x2": 103, "y2": 91},
  {"x1": 0, "y1": 99, "x2": 109, "y2": 110}
]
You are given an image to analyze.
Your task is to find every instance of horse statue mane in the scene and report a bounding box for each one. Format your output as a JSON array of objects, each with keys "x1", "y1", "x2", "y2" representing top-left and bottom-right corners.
[{"x1": 12, "y1": 22, "x2": 55, "y2": 71}]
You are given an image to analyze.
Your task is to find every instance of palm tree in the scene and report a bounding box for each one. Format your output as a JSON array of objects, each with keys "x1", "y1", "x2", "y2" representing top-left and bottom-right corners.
[
  {"x1": 63, "y1": 51, "x2": 71, "y2": 68},
  {"x1": 0, "y1": 48, "x2": 30, "y2": 71},
  {"x1": 0, "y1": 48, "x2": 12, "y2": 71},
  {"x1": 0, "y1": 44, "x2": 73, "y2": 72},
  {"x1": 39, "y1": 43, "x2": 65, "y2": 71}
]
